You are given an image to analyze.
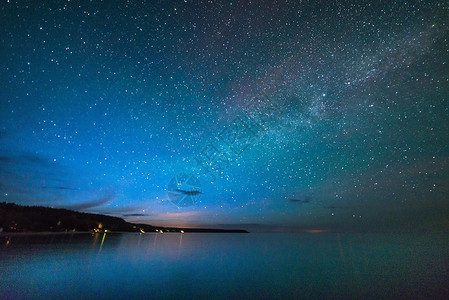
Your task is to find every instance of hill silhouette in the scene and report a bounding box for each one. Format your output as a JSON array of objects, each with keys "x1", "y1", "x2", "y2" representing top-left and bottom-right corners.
[{"x1": 0, "y1": 202, "x2": 247, "y2": 233}]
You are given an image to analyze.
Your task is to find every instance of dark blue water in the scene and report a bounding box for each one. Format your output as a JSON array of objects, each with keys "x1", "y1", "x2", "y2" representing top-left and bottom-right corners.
[{"x1": 1, "y1": 232, "x2": 448, "y2": 299}]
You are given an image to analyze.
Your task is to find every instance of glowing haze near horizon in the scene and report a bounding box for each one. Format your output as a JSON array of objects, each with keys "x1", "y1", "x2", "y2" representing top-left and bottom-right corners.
[{"x1": 1, "y1": 1, "x2": 448, "y2": 231}]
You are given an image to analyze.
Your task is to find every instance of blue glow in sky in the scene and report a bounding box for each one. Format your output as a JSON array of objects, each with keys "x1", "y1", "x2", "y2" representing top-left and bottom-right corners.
[{"x1": 1, "y1": 0, "x2": 448, "y2": 231}]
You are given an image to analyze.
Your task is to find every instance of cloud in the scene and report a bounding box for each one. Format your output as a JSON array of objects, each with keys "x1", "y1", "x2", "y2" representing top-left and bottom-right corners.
[
  {"x1": 322, "y1": 206, "x2": 348, "y2": 209},
  {"x1": 144, "y1": 211, "x2": 203, "y2": 219},
  {"x1": 41, "y1": 186, "x2": 79, "y2": 191},
  {"x1": 124, "y1": 211, "x2": 207, "y2": 226},
  {"x1": 63, "y1": 193, "x2": 114, "y2": 211},
  {"x1": 175, "y1": 188, "x2": 202, "y2": 196},
  {"x1": 87, "y1": 205, "x2": 146, "y2": 216},
  {"x1": 0, "y1": 152, "x2": 54, "y2": 167},
  {"x1": 0, "y1": 149, "x2": 71, "y2": 204},
  {"x1": 0, "y1": 156, "x2": 12, "y2": 163},
  {"x1": 288, "y1": 197, "x2": 311, "y2": 204},
  {"x1": 122, "y1": 213, "x2": 149, "y2": 217}
]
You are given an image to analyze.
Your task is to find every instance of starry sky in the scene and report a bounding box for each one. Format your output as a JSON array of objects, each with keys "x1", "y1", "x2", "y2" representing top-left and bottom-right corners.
[{"x1": 1, "y1": 0, "x2": 448, "y2": 231}]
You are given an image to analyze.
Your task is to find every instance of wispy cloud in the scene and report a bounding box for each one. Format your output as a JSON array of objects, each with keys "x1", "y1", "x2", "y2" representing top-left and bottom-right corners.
[
  {"x1": 0, "y1": 149, "x2": 72, "y2": 204},
  {"x1": 63, "y1": 193, "x2": 114, "y2": 211},
  {"x1": 122, "y1": 213, "x2": 149, "y2": 217},
  {"x1": 288, "y1": 197, "x2": 311, "y2": 204},
  {"x1": 0, "y1": 150, "x2": 55, "y2": 168},
  {"x1": 41, "y1": 186, "x2": 79, "y2": 191}
]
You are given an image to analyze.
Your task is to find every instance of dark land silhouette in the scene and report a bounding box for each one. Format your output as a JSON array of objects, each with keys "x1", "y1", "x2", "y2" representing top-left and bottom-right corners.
[{"x1": 0, "y1": 202, "x2": 247, "y2": 233}]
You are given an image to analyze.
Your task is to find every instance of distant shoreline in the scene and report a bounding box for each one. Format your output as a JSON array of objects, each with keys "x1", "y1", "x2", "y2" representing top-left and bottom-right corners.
[
  {"x1": 0, "y1": 231, "x2": 95, "y2": 236},
  {"x1": 0, "y1": 231, "x2": 248, "y2": 236},
  {"x1": 0, "y1": 202, "x2": 248, "y2": 234}
]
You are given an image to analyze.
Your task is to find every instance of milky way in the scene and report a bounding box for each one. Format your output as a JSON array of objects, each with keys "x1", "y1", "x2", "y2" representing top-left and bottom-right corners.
[{"x1": 1, "y1": 1, "x2": 448, "y2": 231}]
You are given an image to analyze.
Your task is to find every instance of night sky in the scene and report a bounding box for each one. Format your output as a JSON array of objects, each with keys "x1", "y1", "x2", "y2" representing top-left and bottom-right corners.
[{"x1": 1, "y1": 0, "x2": 448, "y2": 231}]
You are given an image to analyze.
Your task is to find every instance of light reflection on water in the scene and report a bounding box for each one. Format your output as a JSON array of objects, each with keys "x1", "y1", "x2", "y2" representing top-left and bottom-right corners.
[{"x1": 1, "y1": 233, "x2": 448, "y2": 299}]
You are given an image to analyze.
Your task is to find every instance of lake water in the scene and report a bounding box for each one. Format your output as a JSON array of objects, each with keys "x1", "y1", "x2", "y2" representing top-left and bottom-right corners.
[{"x1": 1, "y1": 232, "x2": 448, "y2": 299}]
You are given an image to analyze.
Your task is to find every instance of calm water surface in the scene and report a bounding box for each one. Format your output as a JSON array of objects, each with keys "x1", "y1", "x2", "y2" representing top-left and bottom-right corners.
[{"x1": 1, "y1": 232, "x2": 448, "y2": 299}]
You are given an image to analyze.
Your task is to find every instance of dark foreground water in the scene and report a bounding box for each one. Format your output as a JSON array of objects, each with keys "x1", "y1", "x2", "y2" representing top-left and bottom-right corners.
[{"x1": 1, "y1": 232, "x2": 448, "y2": 299}]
